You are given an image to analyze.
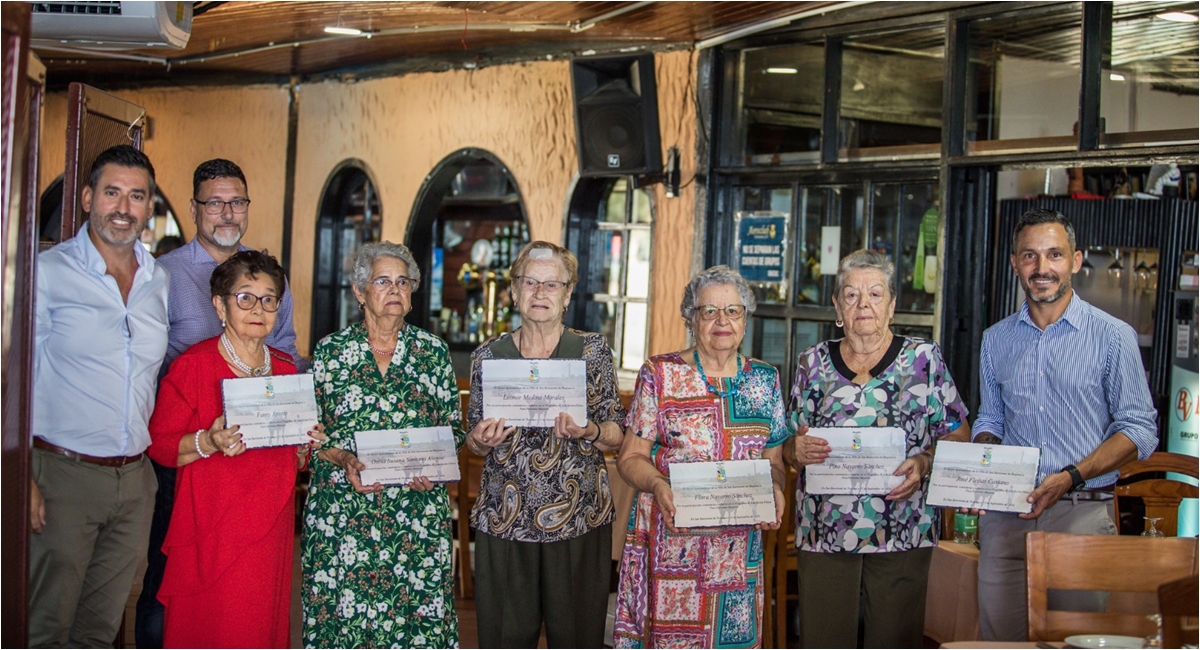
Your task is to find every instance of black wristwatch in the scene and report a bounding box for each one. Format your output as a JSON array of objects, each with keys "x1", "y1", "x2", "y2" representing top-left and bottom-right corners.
[{"x1": 1061, "y1": 464, "x2": 1087, "y2": 491}]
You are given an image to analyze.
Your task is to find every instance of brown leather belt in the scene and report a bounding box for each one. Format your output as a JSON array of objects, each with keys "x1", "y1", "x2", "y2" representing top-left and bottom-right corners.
[
  {"x1": 1065, "y1": 485, "x2": 1115, "y2": 502},
  {"x1": 34, "y1": 437, "x2": 144, "y2": 467}
]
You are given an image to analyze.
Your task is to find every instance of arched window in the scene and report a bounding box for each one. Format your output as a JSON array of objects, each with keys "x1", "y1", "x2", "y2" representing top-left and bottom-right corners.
[
  {"x1": 565, "y1": 177, "x2": 653, "y2": 373},
  {"x1": 311, "y1": 162, "x2": 382, "y2": 345}
]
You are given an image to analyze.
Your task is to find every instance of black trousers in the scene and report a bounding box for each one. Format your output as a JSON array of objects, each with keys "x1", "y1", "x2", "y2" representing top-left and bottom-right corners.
[
  {"x1": 134, "y1": 459, "x2": 175, "y2": 649},
  {"x1": 474, "y1": 525, "x2": 612, "y2": 648}
]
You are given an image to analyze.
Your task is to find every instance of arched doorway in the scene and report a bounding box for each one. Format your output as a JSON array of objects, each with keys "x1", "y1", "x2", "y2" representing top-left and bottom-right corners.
[
  {"x1": 310, "y1": 161, "x2": 382, "y2": 346},
  {"x1": 406, "y1": 149, "x2": 528, "y2": 372},
  {"x1": 39, "y1": 174, "x2": 183, "y2": 254}
]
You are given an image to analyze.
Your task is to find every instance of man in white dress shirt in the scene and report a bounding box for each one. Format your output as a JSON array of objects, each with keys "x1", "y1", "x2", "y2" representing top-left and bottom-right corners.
[{"x1": 28, "y1": 145, "x2": 170, "y2": 647}]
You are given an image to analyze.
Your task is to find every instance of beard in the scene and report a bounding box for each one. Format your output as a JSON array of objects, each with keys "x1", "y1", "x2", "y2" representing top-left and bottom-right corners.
[
  {"x1": 210, "y1": 224, "x2": 244, "y2": 248},
  {"x1": 1021, "y1": 271, "x2": 1072, "y2": 304},
  {"x1": 91, "y1": 210, "x2": 143, "y2": 247}
]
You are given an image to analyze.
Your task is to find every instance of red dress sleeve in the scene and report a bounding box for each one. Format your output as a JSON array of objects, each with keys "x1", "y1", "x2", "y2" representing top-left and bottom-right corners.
[{"x1": 148, "y1": 351, "x2": 204, "y2": 467}]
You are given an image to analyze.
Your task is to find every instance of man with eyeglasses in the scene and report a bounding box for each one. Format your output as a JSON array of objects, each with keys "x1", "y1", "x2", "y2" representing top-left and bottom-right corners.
[{"x1": 135, "y1": 158, "x2": 301, "y2": 648}]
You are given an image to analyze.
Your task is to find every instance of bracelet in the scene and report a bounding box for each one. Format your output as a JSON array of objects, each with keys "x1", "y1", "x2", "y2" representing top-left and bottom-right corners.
[
  {"x1": 194, "y1": 430, "x2": 211, "y2": 459},
  {"x1": 587, "y1": 422, "x2": 602, "y2": 443}
]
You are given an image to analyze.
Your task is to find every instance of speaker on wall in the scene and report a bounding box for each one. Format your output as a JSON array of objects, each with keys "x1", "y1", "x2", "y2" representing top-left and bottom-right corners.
[{"x1": 571, "y1": 53, "x2": 662, "y2": 177}]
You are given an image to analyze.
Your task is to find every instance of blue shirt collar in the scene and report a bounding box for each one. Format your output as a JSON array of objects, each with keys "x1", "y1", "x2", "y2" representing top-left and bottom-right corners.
[
  {"x1": 1018, "y1": 290, "x2": 1086, "y2": 332},
  {"x1": 183, "y1": 236, "x2": 252, "y2": 266},
  {"x1": 75, "y1": 222, "x2": 157, "y2": 283}
]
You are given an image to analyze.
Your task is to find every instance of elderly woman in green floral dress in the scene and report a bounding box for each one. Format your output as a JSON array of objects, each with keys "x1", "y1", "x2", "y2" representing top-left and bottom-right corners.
[{"x1": 301, "y1": 241, "x2": 462, "y2": 648}]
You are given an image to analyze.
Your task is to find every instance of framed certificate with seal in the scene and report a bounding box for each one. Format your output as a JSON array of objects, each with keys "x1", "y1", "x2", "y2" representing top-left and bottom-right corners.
[
  {"x1": 222, "y1": 374, "x2": 319, "y2": 449},
  {"x1": 927, "y1": 441, "x2": 1041, "y2": 513},
  {"x1": 354, "y1": 426, "x2": 460, "y2": 485},
  {"x1": 804, "y1": 427, "x2": 907, "y2": 495},
  {"x1": 669, "y1": 459, "x2": 776, "y2": 528},
  {"x1": 481, "y1": 358, "x2": 587, "y2": 428}
]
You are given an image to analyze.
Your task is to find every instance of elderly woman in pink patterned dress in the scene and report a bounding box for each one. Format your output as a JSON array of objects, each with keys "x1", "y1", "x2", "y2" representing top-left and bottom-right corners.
[{"x1": 613, "y1": 265, "x2": 788, "y2": 649}]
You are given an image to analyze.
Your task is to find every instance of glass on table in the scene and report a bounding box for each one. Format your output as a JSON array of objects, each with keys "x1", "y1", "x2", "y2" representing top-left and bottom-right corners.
[{"x1": 1142, "y1": 516, "x2": 1165, "y2": 538}]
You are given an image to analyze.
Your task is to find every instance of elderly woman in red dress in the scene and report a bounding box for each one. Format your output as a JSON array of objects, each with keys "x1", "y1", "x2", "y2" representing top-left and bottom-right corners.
[{"x1": 148, "y1": 250, "x2": 323, "y2": 648}]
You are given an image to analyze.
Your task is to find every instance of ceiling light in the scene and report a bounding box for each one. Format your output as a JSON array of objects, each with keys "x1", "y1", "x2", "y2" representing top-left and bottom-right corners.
[
  {"x1": 766, "y1": 67, "x2": 798, "y2": 74},
  {"x1": 1156, "y1": 11, "x2": 1199, "y2": 22},
  {"x1": 324, "y1": 26, "x2": 363, "y2": 36},
  {"x1": 1110, "y1": 73, "x2": 1125, "y2": 81}
]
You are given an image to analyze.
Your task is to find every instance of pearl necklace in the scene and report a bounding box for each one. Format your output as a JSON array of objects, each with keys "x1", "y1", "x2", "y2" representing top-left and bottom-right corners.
[
  {"x1": 693, "y1": 349, "x2": 743, "y2": 398},
  {"x1": 221, "y1": 332, "x2": 271, "y2": 377}
]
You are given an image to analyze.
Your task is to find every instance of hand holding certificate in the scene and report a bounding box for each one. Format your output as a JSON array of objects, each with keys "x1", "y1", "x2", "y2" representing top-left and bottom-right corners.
[
  {"x1": 804, "y1": 427, "x2": 907, "y2": 495},
  {"x1": 355, "y1": 427, "x2": 460, "y2": 486},
  {"x1": 222, "y1": 374, "x2": 320, "y2": 449},
  {"x1": 481, "y1": 359, "x2": 588, "y2": 428},
  {"x1": 927, "y1": 441, "x2": 1040, "y2": 514},
  {"x1": 669, "y1": 460, "x2": 778, "y2": 528}
]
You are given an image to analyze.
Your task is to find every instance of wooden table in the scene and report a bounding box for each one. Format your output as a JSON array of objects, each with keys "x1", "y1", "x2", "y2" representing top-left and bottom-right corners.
[{"x1": 926, "y1": 542, "x2": 983, "y2": 644}]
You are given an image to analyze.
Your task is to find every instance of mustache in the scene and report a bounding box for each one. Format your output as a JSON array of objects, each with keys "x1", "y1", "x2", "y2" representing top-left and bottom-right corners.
[
  {"x1": 103, "y1": 211, "x2": 135, "y2": 221},
  {"x1": 1028, "y1": 273, "x2": 1059, "y2": 282}
]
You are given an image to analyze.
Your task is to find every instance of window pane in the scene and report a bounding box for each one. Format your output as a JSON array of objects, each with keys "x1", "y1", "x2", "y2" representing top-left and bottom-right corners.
[
  {"x1": 604, "y1": 179, "x2": 628, "y2": 223},
  {"x1": 741, "y1": 42, "x2": 825, "y2": 159},
  {"x1": 741, "y1": 317, "x2": 789, "y2": 371},
  {"x1": 794, "y1": 187, "x2": 830, "y2": 306},
  {"x1": 968, "y1": 4, "x2": 1082, "y2": 141},
  {"x1": 626, "y1": 228, "x2": 652, "y2": 299},
  {"x1": 895, "y1": 183, "x2": 938, "y2": 314},
  {"x1": 632, "y1": 187, "x2": 652, "y2": 224},
  {"x1": 1103, "y1": 2, "x2": 1199, "y2": 137},
  {"x1": 621, "y1": 302, "x2": 649, "y2": 371},
  {"x1": 840, "y1": 26, "x2": 945, "y2": 148},
  {"x1": 590, "y1": 230, "x2": 624, "y2": 296},
  {"x1": 740, "y1": 187, "x2": 793, "y2": 305},
  {"x1": 594, "y1": 301, "x2": 618, "y2": 352}
]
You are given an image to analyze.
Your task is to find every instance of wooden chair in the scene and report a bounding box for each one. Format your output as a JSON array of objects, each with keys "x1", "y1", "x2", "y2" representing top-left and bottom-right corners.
[
  {"x1": 1159, "y1": 574, "x2": 1199, "y2": 649},
  {"x1": 1025, "y1": 531, "x2": 1199, "y2": 641},
  {"x1": 1115, "y1": 452, "x2": 1200, "y2": 536},
  {"x1": 448, "y1": 378, "x2": 483, "y2": 599},
  {"x1": 770, "y1": 466, "x2": 799, "y2": 648}
]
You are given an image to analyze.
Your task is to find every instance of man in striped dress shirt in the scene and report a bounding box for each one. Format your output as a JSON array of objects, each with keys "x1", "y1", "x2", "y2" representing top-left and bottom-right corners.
[
  {"x1": 973, "y1": 208, "x2": 1158, "y2": 642},
  {"x1": 134, "y1": 158, "x2": 302, "y2": 648}
]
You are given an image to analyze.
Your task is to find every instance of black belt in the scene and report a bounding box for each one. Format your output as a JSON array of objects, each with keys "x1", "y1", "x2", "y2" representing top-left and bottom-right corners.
[{"x1": 1064, "y1": 485, "x2": 1114, "y2": 502}]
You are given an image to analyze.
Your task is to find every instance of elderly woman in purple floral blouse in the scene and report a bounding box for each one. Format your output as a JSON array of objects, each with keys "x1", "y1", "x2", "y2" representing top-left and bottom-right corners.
[{"x1": 788, "y1": 249, "x2": 972, "y2": 648}]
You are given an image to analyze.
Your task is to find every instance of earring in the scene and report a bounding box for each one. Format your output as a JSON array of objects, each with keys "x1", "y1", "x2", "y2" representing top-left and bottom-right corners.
[
  {"x1": 358, "y1": 302, "x2": 365, "y2": 311},
  {"x1": 835, "y1": 319, "x2": 844, "y2": 328}
]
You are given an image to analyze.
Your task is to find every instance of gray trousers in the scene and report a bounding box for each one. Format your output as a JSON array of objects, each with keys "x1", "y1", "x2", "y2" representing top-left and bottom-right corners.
[
  {"x1": 977, "y1": 499, "x2": 1116, "y2": 642},
  {"x1": 797, "y1": 547, "x2": 934, "y2": 648},
  {"x1": 28, "y1": 449, "x2": 156, "y2": 648},
  {"x1": 474, "y1": 525, "x2": 612, "y2": 649}
]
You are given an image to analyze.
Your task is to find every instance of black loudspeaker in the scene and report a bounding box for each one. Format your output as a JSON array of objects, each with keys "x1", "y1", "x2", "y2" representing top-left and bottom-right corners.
[{"x1": 571, "y1": 54, "x2": 662, "y2": 177}]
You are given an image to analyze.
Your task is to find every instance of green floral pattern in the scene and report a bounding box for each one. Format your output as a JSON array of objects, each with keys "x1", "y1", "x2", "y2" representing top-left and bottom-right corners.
[{"x1": 302, "y1": 322, "x2": 463, "y2": 648}]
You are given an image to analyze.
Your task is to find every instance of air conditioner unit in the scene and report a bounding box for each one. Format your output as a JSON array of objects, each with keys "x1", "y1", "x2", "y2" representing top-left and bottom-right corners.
[{"x1": 31, "y1": 1, "x2": 192, "y2": 50}]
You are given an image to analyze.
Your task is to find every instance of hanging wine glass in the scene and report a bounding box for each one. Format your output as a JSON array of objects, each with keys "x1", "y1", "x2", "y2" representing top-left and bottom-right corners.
[
  {"x1": 1078, "y1": 249, "x2": 1095, "y2": 288},
  {"x1": 1142, "y1": 516, "x2": 1165, "y2": 538},
  {"x1": 1107, "y1": 249, "x2": 1124, "y2": 287},
  {"x1": 1135, "y1": 258, "x2": 1151, "y2": 293}
]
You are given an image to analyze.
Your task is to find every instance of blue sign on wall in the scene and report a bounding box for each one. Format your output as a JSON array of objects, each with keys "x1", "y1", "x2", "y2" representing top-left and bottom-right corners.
[{"x1": 735, "y1": 212, "x2": 788, "y2": 284}]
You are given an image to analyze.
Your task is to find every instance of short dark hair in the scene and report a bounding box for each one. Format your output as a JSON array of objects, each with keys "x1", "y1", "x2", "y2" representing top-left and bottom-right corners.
[
  {"x1": 87, "y1": 145, "x2": 155, "y2": 194},
  {"x1": 193, "y1": 158, "x2": 247, "y2": 198},
  {"x1": 210, "y1": 250, "x2": 286, "y2": 299},
  {"x1": 1013, "y1": 208, "x2": 1077, "y2": 253}
]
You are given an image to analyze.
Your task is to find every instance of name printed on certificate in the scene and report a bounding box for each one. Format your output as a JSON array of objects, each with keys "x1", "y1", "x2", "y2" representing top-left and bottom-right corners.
[
  {"x1": 927, "y1": 441, "x2": 1041, "y2": 514},
  {"x1": 804, "y1": 427, "x2": 907, "y2": 495},
  {"x1": 355, "y1": 427, "x2": 460, "y2": 486},
  {"x1": 670, "y1": 459, "x2": 776, "y2": 528},
  {"x1": 481, "y1": 358, "x2": 588, "y2": 428},
  {"x1": 222, "y1": 374, "x2": 319, "y2": 449}
]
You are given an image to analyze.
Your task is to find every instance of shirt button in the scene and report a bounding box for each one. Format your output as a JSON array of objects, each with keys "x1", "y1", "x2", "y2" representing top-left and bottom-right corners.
[{"x1": 1039, "y1": 406, "x2": 1045, "y2": 412}]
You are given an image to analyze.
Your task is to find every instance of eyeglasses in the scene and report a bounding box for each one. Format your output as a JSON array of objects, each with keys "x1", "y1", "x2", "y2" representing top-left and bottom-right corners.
[
  {"x1": 515, "y1": 276, "x2": 568, "y2": 293},
  {"x1": 839, "y1": 287, "x2": 888, "y2": 306},
  {"x1": 696, "y1": 304, "x2": 747, "y2": 321},
  {"x1": 228, "y1": 292, "x2": 280, "y2": 312},
  {"x1": 370, "y1": 276, "x2": 417, "y2": 293},
  {"x1": 197, "y1": 198, "x2": 251, "y2": 215}
]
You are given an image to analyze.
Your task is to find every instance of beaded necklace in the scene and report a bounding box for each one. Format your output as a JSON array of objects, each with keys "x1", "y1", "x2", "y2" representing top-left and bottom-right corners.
[
  {"x1": 221, "y1": 332, "x2": 271, "y2": 377},
  {"x1": 693, "y1": 349, "x2": 743, "y2": 398}
]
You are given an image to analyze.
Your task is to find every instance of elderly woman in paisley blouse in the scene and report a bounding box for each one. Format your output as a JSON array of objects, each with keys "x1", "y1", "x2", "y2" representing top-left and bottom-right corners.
[
  {"x1": 301, "y1": 242, "x2": 462, "y2": 648},
  {"x1": 466, "y1": 240, "x2": 627, "y2": 648},
  {"x1": 789, "y1": 249, "x2": 971, "y2": 648}
]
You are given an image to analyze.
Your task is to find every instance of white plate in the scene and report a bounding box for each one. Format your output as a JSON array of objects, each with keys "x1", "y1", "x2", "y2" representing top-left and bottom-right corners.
[{"x1": 1064, "y1": 634, "x2": 1145, "y2": 649}]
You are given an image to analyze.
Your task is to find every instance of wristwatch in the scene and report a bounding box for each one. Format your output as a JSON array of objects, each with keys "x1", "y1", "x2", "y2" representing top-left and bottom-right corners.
[{"x1": 1061, "y1": 464, "x2": 1087, "y2": 491}]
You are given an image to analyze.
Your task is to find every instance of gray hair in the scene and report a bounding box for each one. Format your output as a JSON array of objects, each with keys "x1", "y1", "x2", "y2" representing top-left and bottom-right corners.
[
  {"x1": 352, "y1": 241, "x2": 421, "y2": 292},
  {"x1": 680, "y1": 265, "x2": 757, "y2": 321},
  {"x1": 834, "y1": 249, "x2": 895, "y2": 301}
]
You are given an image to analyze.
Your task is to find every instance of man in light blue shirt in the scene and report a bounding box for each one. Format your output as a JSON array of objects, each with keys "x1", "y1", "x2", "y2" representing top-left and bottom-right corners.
[
  {"x1": 29, "y1": 145, "x2": 169, "y2": 647},
  {"x1": 973, "y1": 208, "x2": 1157, "y2": 641},
  {"x1": 135, "y1": 158, "x2": 301, "y2": 648}
]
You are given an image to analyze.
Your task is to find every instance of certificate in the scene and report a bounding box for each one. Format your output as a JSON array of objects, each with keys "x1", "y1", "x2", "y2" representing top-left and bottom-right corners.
[
  {"x1": 222, "y1": 374, "x2": 319, "y2": 449},
  {"x1": 355, "y1": 427, "x2": 460, "y2": 485},
  {"x1": 481, "y1": 359, "x2": 588, "y2": 428},
  {"x1": 804, "y1": 427, "x2": 906, "y2": 495},
  {"x1": 670, "y1": 460, "x2": 776, "y2": 528},
  {"x1": 927, "y1": 441, "x2": 1041, "y2": 514}
]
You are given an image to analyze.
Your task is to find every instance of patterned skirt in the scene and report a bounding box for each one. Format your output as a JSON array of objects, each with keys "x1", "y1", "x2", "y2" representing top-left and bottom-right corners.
[{"x1": 613, "y1": 491, "x2": 765, "y2": 648}]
